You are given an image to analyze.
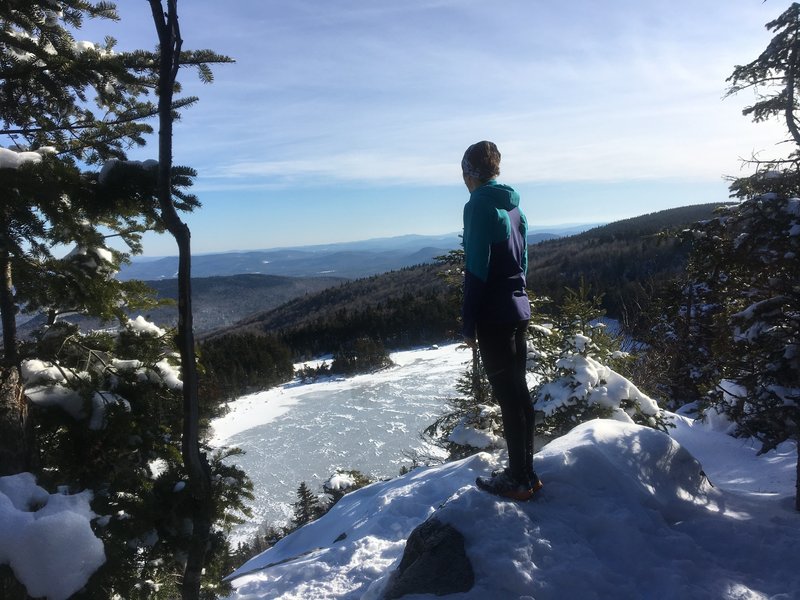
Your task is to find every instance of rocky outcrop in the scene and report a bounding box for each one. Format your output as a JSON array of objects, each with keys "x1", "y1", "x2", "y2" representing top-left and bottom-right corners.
[{"x1": 383, "y1": 517, "x2": 474, "y2": 599}]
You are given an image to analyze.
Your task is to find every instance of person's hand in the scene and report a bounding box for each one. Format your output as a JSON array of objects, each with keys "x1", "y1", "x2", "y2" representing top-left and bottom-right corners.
[{"x1": 463, "y1": 336, "x2": 477, "y2": 349}]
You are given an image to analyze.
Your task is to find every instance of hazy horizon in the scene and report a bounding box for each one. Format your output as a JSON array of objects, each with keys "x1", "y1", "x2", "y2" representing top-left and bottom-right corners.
[{"x1": 129, "y1": 221, "x2": 604, "y2": 260}]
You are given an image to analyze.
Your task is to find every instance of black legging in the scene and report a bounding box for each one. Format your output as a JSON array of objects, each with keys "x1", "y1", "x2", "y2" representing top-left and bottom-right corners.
[{"x1": 476, "y1": 319, "x2": 534, "y2": 485}]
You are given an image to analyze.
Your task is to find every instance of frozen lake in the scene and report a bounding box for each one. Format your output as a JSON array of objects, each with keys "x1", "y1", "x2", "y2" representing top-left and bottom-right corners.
[{"x1": 211, "y1": 343, "x2": 469, "y2": 542}]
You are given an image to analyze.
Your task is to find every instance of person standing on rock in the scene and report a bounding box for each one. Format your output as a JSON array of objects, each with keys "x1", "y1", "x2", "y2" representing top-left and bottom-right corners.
[{"x1": 460, "y1": 140, "x2": 541, "y2": 501}]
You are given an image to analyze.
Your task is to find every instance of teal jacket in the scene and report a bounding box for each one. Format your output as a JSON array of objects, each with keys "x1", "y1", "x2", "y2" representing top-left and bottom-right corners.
[{"x1": 462, "y1": 181, "x2": 530, "y2": 338}]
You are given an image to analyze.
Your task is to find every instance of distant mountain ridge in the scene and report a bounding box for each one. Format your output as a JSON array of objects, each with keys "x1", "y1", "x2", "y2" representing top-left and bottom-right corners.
[{"x1": 118, "y1": 226, "x2": 596, "y2": 282}]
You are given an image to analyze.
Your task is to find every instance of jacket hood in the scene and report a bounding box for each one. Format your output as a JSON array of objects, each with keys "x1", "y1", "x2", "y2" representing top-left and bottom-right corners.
[{"x1": 472, "y1": 181, "x2": 520, "y2": 211}]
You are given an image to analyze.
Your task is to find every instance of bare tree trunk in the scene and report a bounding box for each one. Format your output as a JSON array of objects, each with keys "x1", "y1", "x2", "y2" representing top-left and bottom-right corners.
[
  {"x1": 0, "y1": 366, "x2": 31, "y2": 476},
  {"x1": 0, "y1": 248, "x2": 18, "y2": 367},
  {"x1": 0, "y1": 564, "x2": 29, "y2": 600},
  {"x1": 784, "y1": 23, "x2": 800, "y2": 147},
  {"x1": 796, "y1": 440, "x2": 799, "y2": 511},
  {"x1": 148, "y1": 2, "x2": 211, "y2": 598},
  {"x1": 471, "y1": 346, "x2": 481, "y2": 399}
]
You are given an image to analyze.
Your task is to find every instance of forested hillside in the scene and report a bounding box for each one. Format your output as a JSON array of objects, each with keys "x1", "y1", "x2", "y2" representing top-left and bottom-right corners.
[
  {"x1": 198, "y1": 264, "x2": 453, "y2": 398},
  {"x1": 144, "y1": 273, "x2": 346, "y2": 332},
  {"x1": 207, "y1": 202, "x2": 729, "y2": 349},
  {"x1": 204, "y1": 264, "x2": 454, "y2": 355},
  {"x1": 526, "y1": 203, "x2": 730, "y2": 323},
  {"x1": 196, "y1": 203, "x2": 731, "y2": 399}
]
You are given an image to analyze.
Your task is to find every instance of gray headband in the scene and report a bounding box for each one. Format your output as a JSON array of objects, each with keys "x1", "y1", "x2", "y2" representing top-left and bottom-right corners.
[{"x1": 461, "y1": 156, "x2": 482, "y2": 180}]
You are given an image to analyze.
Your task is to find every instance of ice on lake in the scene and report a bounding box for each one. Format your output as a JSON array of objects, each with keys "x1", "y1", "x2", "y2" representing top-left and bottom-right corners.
[{"x1": 211, "y1": 343, "x2": 469, "y2": 542}]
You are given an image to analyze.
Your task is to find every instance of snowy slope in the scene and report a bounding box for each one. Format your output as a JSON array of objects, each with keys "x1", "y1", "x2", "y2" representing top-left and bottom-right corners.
[{"x1": 224, "y1": 418, "x2": 799, "y2": 600}]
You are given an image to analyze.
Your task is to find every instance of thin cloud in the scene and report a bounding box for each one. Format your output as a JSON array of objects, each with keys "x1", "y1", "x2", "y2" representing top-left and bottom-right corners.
[
  {"x1": 156, "y1": 1, "x2": 783, "y2": 192},
  {"x1": 76, "y1": 1, "x2": 790, "y2": 253}
]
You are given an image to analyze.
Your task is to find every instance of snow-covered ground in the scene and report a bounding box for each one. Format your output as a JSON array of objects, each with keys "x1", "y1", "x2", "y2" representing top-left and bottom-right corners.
[
  {"x1": 2, "y1": 343, "x2": 797, "y2": 599},
  {"x1": 216, "y1": 344, "x2": 799, "y2": 600}
]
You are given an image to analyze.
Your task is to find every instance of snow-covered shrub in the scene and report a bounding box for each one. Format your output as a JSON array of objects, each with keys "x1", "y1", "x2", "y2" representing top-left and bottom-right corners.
[
  {"x1": 447, "y1": 403, "x2": 505, "y2": 451},
  {"x1": 322, "y1": 469, "x2": 374, "y2": 504},
  {"x1": 423, "y1": 351, "x2": 501, "y2": 461},
  {"x1": 536, "y1": 349, "x2": 664, "y2": 435},
  {"x1": 530, "y1": 286, "x2": 670, "y2": 439}
]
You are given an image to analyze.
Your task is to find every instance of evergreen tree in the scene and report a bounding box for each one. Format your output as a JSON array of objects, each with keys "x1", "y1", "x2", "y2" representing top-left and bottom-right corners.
[
  {"x1": 715, "y1": 2, "x2": 800, "y2": 510},
  {"x1": 0, "y1": 2, "x2": 159, "y2": 159},
  {"x1": 291, "y1": 481, "x2": 325, "y2": 529},
  {"x1": 231, "y1": 522, "x2": 290, "y2": 566},
  {"x1": 423, "y1": 358, "x2": 499, "y2": 461},
  {"x1": 423, "y1": 248, "x2": 501, "y2": 460},
  {"x1": 630, "y1": 274, "x2": 723, "y2": 410},
  {"x1": 1, "y1": 1, "x2": 156, "y2": 365},
  {"x1": 322, "y1": 469, "x2": 374, "y2": 504},
  {"x1": 0, "y1": 1, "x2": 221, "y2": 364},
  {"x1": 200, "y1": 333, "x2": 294, "y2": 399},
  {"x1": 1, "y1": 2, "x2": 244, "y2": 595},
  {"x1": 330, "y1": 336, "x2": 392, "y2": 375},
  {"x1": 725, "y1": 2, "x2": 800, "y2": 195},
  {"x1": 530, "y1": 283, "x2": 669, "y2": 439},
  {"x1": 684, "y1": 199, "x2": 799, "y2": 492}
]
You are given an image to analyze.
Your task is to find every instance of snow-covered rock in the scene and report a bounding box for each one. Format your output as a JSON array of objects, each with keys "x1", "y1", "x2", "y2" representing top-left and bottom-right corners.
[{"x1": 224, "y1": 419, "x2": 799, "y2": 599}]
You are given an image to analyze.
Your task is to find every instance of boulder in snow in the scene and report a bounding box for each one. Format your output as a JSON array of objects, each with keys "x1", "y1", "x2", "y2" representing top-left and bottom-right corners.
[{"x1": 383, "y1": 517, "x2": 473, "y2": 599}]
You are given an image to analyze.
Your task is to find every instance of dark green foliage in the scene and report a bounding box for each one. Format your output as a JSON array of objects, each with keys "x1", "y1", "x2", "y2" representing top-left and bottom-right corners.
[
  {"x1": 292, "y1": 471, "x2": 375, "y2": 529},
  {"x1": 330, "y1": 336, "x2": 392, "y2": 375},
  {"x1": 322, "y1": 469, "x2": 374, "y2": 504},
  {"x1": 531, "y1": 286, "x2": 621, "y2": 437},
  {"x1": 281, "y1": 288, "x2": 455, "y2": 359},
  {"x1": 199, "y1": 206, "x2": 727, "y2": 384},
  {"x1": 529, "y1": 284, "x2": 670, "y2": 439},
  {"x1": 230, "y1": 523, "x2": 291, "y2": 567},
  {"x1": 719, "y1": 2, "x2": 800, "y2": 465},
  {"x1": 2, "y1": 3, "x2": 242, "y2": 595},
  {"x1": 622, "y1": 279, "x2": 713, "y2": 409},
  {"x1": 195, "y1": 266, "x2": 455, "y2": 396},
  {"x1": 0, "y1": 157, "x2": 179, "y2": 337},
  {"x1": 291, "y1": 481, "x2": 327, "y2": 529},
  {"x1": 726, "y1": 3, "x2": 800, "y2": 141},
  {"x1": 232, "y1": 469, "x2": 375, "y2": 566},
  {"x1": 21, "y1": 320, "x2": 252, "y2": 598},
  {"x1": 297, "y1": 361, "x2": 331, "y2": 382},
  {"x1": 684, "y1": 198, "x2": 799, "y2": 454},
  {"x1": 0, "y1": 2, "x2": 232, "y2": 164},
  {"x1": 422, "y1": 248, "x2": 502, "y2": 459},
  {"x1": 570, "y1": 204, "x2": 729, "y2": 242},
  {"x1": 211, "y1": 264, "x2": 456, "y2": 356},
  {"x1": 434, "y1": 247, "x2": 466, "y2": 319},
  {"x1": 200, "y1": 333, "x2": 294, "y2": 400},
  {"x1": 0, "y1": 0, "x2": 224, "y2": 367},
  {"x1": 0, "y1": 1, "x2": 153, "y2": 163},
  {"x1": 145, "y1": 273, "x2": 344, "y2": 334}
]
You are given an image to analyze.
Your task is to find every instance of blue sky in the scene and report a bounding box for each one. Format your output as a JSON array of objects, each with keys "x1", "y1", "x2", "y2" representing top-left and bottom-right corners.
[{"x1": 81, "y1": 1, "x2": 785, "y2": 255}]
